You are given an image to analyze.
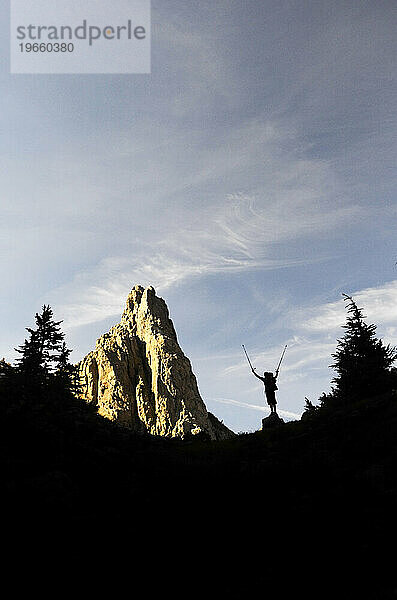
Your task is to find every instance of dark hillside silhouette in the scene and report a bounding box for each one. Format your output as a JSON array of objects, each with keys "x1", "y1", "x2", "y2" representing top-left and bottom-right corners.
[{"x1": 1, "y1": 302, "x2": 397, "y2": 598}]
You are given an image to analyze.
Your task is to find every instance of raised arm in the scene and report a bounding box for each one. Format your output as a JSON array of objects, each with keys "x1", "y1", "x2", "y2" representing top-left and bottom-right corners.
[{"x1": 251, "y1": 368, "x2": 264, "y2": 382}]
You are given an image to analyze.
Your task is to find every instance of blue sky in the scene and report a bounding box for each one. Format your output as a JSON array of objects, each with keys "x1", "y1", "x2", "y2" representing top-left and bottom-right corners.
[{"x1": 1, "y1": 0, "x2": 396, "y2": 432}]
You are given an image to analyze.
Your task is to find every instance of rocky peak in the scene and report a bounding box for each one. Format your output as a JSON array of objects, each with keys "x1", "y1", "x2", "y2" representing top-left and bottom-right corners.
[{"x1": 78, "y1": 285, "x2": 234, "y2": 440}]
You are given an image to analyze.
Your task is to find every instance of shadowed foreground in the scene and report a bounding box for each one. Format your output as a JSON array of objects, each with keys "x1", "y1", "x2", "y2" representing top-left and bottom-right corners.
[{"x1": 1, "y1": 387, "x2": 397, "y2": 598}]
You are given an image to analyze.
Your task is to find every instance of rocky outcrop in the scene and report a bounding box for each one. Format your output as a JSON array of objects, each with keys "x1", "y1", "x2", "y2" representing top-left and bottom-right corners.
[
  {"x1": 78, "y1": 285, "x2": 234, "y2": 440},
  {"x1": 262, "y1": 412, "x2": 284, "y2": 430}
]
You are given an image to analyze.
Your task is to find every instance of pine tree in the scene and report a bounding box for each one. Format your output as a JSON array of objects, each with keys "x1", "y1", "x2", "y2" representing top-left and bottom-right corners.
[
  {"x1": 329, "y1": 294, "x2": 397, "y2": 403},
  {"x1": 16, "y1": 305, "x2": 64, "y2": 377},
  {"x1": 0, "y1": 306, "x2": 78, "y2": 410}
]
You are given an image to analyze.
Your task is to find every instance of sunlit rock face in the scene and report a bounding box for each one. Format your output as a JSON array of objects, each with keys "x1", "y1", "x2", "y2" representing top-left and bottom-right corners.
[{"x1": 78, "y1": 285, "x2": 234, "y2": 440}]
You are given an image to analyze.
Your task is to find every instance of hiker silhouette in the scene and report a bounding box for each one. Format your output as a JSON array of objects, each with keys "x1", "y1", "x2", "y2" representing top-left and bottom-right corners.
[{"x1": 252, "y1": 369, "x2": 278, "y2": 413}]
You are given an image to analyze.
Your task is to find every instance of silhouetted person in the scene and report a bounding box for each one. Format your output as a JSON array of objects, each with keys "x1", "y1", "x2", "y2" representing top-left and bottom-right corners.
[{"x1": 252, "y1": 368, "x2": 278, "y2": 413}]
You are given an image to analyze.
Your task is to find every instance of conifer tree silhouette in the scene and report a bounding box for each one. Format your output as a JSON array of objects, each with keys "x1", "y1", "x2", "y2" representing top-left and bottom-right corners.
[
  {"x1": 0, "y1": 305, "x2": 79, "y2": 410},
  {"x1": 16, "y1": 305, "x2": 64, "y2": 377},
  {"x1": 330, "y1": 294, "x2": 397, "y2": 402}
]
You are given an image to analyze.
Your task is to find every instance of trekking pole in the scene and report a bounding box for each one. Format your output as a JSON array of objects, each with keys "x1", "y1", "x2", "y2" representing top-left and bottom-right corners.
[
  {"x1": 242, "y1": 345, "x2": 254, "y2": 370},
  {"x1": 275, "y1": 345, "x2": 287, "y2": 378}
]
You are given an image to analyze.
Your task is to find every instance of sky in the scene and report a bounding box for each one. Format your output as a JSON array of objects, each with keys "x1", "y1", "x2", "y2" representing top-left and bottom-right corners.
[{"x1": 1, "y1": 0, "x2": 396, "y2": 433}]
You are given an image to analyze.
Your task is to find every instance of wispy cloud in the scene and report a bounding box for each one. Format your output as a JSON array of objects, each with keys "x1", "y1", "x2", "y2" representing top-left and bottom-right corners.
[
  {"x1": 301, "y1": 280, "x2": 397, "y2": 341},
  {"x1": 208, "y1": 397, "x2": 302, "y2": 421},
  {"x1": 51, "y1": 187, "x2": 361, "y2": 329},
  {"x1": 224, "y1": 336, "x2": 335, "y2": 377}
]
